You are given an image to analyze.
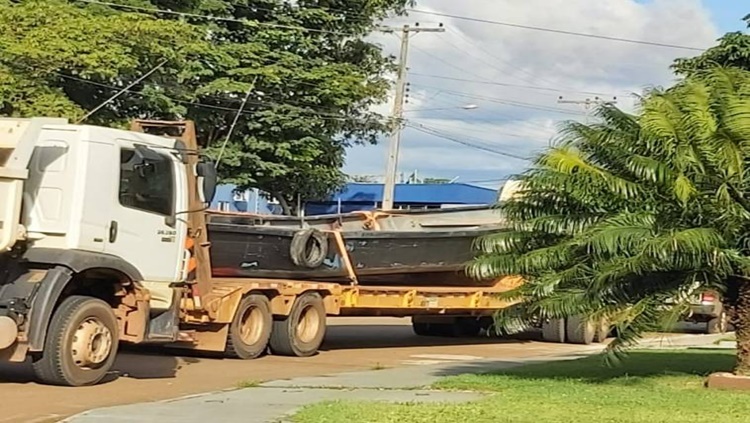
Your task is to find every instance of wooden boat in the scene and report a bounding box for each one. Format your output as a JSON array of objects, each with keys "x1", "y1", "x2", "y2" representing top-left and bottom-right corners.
[{"x1": 206, "y1": 206, "x2": 505, "y2": 286}]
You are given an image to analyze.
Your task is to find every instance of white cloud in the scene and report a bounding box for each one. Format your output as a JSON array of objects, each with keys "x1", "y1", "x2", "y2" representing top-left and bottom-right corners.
[{"x1": 346, "y1": 0, "x2": 720, "y2": 183}]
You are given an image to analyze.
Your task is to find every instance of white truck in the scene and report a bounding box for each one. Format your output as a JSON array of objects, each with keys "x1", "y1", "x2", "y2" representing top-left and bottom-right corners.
[{"x1": 0, "y1": 118, "x2": 519, "y2": 387}]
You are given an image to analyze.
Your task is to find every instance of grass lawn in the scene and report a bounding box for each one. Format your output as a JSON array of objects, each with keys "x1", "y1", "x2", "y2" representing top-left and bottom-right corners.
[{"x1": 293, "y1": 350, "x2": 750, "y2": 423}]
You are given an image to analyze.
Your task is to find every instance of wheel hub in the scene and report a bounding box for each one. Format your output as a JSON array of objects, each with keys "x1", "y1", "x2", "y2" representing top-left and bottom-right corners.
[
  {"x1": 239, "y1": 307, "x2": 264, "y2": 345},
  {"x1": 296, "y1": 306, "x2": 320, "y2": 344},
  {"x1": 0, "y1": 316, "x2": 18, "y2": 350},
  {"x1": 71, "y1": 318, "x2": 113, "y2": 368}
]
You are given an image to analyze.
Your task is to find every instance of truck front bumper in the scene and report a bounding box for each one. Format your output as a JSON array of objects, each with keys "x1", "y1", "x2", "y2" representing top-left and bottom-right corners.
[
  {"x1": 0, "y1": 315, "x2": 18, "y2": 350},
  {"x1": 690, "y1": 304, "x2": 719, "y2": 317}
]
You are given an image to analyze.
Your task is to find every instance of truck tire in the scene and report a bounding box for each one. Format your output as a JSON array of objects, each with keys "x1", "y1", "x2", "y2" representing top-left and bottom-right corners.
[
  {"x1": 566, "y1": 315, "x2": 595, "y2": 345},
  {"x1": 225, "y1": 294, "x2": 273, "y2": 359},
  {"x1": 707, "y1": 310, "x2": 728, "y2": 334},
  {"x1": 290, "y1": 229, "x2": 328, "y2": 268},
  {"x1": 269, "y1": 292, "x2": 326, "y2": 357},
  {"x1": 412, "y1": 321, "x2": 434, "y2": 336},
  {"x1": 412, "y1": 317, "x2": 480, "y2": 337},
  {"x1": 594, "y1": 319, "x2": 610, "y2": 343},
  {"x1": 31, "y1": 296, "x2": 119, "y2": 387},
  {"x1": 454, "y1": 317, "x2": 482, "y2": 337},
  {"x1": 541, "y1": 318, "x2": 565, "y2": 343}
]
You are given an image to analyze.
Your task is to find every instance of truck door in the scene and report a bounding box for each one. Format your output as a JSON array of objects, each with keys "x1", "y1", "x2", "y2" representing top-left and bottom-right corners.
[{"x1": 104, "y1": 144, "x2": 186, "y2": 283}]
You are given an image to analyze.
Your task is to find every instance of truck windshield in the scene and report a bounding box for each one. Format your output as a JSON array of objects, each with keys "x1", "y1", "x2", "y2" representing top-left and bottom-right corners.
[{"x1": 119, "y1": 149, "x2": 174, "y2": 216}]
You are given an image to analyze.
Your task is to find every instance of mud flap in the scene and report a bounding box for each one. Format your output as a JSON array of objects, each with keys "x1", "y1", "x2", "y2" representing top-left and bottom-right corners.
[
  {"x1": 145, "y1": 288, "x2": 180, "y2": 342},
  {"x1": 27, "y1": 267, "x2": 74, "y2": 351}
]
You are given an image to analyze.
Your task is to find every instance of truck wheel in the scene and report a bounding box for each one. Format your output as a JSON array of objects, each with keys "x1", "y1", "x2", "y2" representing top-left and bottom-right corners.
[
  {"x1": 707, "y1": 310, "x2": 728, "y2": 334},
  {"x1": 32, "y1": 296, "x2": 118, "y2": 387},
  {"x1": 412, "y1": 321, "x2": 433, "y2": 336},
  {"x1": 269, "y1": 292, "x2": 326, "y2": 357},
  {"x1": 594, "y1": 319, "x2": 610, "y2": 343},
  {"x1": 541, "y1": 318, "x2": 565, "y2": 343},
  {"x1": 226, "y1": 294, "x2": 273, "y2": 359},
  {"x1": 454, "y1": 317, "x2": 482, "y2": 337},
  {"x1": 566, "y1": 315, "x2": 595, "y2": 345}
]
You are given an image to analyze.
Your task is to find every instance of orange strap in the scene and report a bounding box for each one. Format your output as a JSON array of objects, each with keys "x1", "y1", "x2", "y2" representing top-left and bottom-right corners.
[
  {"x1": 184, "y1": 236, "x2": 197, "y2": 274},
  {"x1": 325, "y1": 230, "x2": 358, "y2": 286}
]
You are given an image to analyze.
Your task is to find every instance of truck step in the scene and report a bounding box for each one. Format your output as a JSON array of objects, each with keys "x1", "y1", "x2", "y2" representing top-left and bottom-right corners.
[{"x1": 177, "y1": 331, "x2": 196, "y2": 343}]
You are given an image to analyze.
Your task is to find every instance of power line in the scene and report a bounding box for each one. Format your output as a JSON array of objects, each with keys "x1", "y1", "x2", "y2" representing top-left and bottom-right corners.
[
  {"x1": 414, "y1": 120, "x2": 548, "y2": 145},
  {"x1": 445, "y1": 27, "x2": 570, "y2": 91},
  {"x1": 409, "y1": 72, "x2": 612, "y2": 96},
  {"x1": 0, "y1": 57, "x2": 352, "y2": 118},
  {"x1": 412, "y1": 84, "x2": 586, "y2": 116},
  {"x1": 77, "y1": 0, "x2": 351, "y2": 36},
  {"x1": 52, "y1": 71, "x2": 386, "y2": 123},
  {"x1": 406, "y1": 122, "x2": 530, "y2": 161},
  {"x1": 410, "y1": 44, "x2": 498, "y2": 87},
  {"x1": 411, "y1": 118, "x2": 552, "y2": 140},
  {"x1": 5, "y1": 56, "x2": 392, "y2": 125},
  {"x1": 412, "y1": 118, "x2": 554, "y2": 138},
  {"x1": 408, "y1": 9, "x2": 705, "y2": 51}
]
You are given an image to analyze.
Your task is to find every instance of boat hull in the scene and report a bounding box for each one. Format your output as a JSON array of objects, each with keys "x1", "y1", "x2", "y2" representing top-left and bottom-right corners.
[
  {"x1": 207, "y1": 205, "x2": 504, "y2": 232},
  {"x1": 207, "y1": 223, "x2": 502, "y2": 285}
]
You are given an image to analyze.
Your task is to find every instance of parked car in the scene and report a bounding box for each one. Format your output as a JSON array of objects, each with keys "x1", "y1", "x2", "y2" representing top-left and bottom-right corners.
[{"x1": 686, "y1": 290, "x2": 729, "y2": 334}]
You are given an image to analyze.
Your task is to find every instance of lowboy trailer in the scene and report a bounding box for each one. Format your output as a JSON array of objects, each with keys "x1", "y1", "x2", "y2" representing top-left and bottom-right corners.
[{"x1": 0, "y1": 118, "x2": 519, "y2": 386}]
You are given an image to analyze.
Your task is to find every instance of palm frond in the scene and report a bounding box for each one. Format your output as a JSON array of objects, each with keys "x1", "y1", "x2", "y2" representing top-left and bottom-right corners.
[{"x1": 474, "y1": 66, "x2": 750, "y2": 363}]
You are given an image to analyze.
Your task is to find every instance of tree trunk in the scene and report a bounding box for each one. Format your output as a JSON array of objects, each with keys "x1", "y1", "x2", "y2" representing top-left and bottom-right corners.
[
  {"x1": 735, "y1": 278, "x2": 750, "y2": 375},
  {"x1": 275, "y1": 194, "x2": 292, "y2": 216}
]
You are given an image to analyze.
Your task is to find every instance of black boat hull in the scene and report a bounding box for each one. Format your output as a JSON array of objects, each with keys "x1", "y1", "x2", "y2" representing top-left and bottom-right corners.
[{"x1": 207, "y1": 223, "x2": 501, "y2": 285}]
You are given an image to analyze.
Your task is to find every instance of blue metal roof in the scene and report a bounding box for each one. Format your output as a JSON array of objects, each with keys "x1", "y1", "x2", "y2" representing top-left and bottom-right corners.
[
  {"x1": 211, "y1": 183, "x2": 499, "y2": 216},
  {"x1": 326, "y1": 183, "x2": 498, "y2": 204}
]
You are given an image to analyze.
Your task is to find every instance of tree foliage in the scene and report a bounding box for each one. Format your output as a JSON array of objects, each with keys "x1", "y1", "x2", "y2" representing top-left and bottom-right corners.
[
  {"x1": 472, "y1": 67, "x2": 750, "y2": 374},
  {"x1": 672, "y1": 13, "x2": 750, "y2": 74},
  {"x1": 0, "y1": 0, "x2": 411, "y2": 213}
]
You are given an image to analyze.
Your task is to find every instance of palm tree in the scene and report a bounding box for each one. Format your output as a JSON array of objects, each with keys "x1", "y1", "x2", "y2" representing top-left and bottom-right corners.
[{"x1": 471, "y1": 67, "x2": 750, "y2": 374}]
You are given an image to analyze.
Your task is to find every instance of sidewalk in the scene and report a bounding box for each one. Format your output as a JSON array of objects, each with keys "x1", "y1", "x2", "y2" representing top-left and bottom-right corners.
[{"x1": 63, "y1": 332, "x2": 731, "y2": 423}]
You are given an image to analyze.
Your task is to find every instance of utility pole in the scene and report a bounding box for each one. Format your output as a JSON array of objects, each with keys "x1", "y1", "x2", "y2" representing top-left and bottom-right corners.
[
  {"x1": 381, "y1": 23, "x2": 444, "y2": 210},
  {"x1": 557, "y1": 96, "x2": 618, "y2": 124}
]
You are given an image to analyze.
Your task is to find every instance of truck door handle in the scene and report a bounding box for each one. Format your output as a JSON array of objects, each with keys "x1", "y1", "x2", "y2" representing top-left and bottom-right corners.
[{"x1": 109, "y1": 221, "x2": 118, "y2": 243}]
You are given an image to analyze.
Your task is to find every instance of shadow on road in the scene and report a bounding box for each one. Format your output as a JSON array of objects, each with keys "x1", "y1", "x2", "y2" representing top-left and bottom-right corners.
[
  {"x1": 0, "y1": 349, "x2": 190, "y2": 384},
  {"x1": 319, "y1": 321, "x2": 714, "y2": 352},
  {"x1": 319, "y1": 324, "x2": 537, "y2": 351},
  {"x1": 428, "y1": 350, "x2": 735, "y2": 383}
]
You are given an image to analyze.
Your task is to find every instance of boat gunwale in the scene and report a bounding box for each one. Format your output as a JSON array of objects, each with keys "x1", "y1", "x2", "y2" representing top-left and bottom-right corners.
[{"x1": 206, "y1": 222, "x2": 506, "y2": 239}]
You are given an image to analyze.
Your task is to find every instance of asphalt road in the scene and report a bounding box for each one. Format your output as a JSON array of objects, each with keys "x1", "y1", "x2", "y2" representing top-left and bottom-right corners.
[{"x1": 0, "y1": 317, "x2": 656, "y2": 423}]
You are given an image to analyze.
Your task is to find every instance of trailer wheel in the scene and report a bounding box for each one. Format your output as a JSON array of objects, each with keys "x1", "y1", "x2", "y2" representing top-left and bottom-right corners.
[
  {"x1": 707, "y1": 309, "x2": 728, "y2": 334},
  {"x1": 454, "y1": 317, "x2": 482, "y2": 337},
  {"x1": 594, "y1": 319, "x2": 610, "y2": 343},
  {"x1": 412, "y1": 321, "x2": 451, "y2": 337},
  {"x1": 226, "y1": 294, "x2": 273, "y2": 359},
  {"x1": 269, "y1": 292, "x2": 326, "y2": 357},
  {"x1": 32, "y1": 296, "x2": 118, "y2": 387},
  {"x1": 412, "y1": 321, "x2": 433, "y2": 336},
  {"x1": 541, "y1": 318, "x2": 565, "y2": 343},
  {"x1": 566, "y1": 315, "x2": 595, "y2": 345}
]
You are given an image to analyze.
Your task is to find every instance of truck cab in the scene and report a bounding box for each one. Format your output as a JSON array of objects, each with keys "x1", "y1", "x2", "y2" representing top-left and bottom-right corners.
[{"x1": 0, "y1": 118, "x2": 214, "y2": 386}]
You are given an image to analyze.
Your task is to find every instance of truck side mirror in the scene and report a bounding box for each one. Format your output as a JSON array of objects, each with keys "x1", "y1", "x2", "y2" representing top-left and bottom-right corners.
[
  {"x1": 196, "y1": 161, "x2": 217, "y2": 204},
  {"x1": 135, "y1": 144, "x2": 164, "y2": 163},
  {"x1": 133, "y1": 145, "x2": 165, "y2": 178}
]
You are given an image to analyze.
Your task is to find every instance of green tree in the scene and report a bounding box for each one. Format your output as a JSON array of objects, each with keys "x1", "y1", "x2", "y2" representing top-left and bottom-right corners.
[
  {"x1": 0, "y1": 0, "x2": 411, "y2": 214},
  {"x1": 472, "y1": 67, "x2": 750, "y2": 374},
  {"x1": 672, "y1": 13, "x2": 750, "y2": 74}
]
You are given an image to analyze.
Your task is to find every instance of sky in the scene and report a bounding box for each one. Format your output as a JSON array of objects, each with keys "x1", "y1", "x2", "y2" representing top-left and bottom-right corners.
[{"x1": 343, "y1": 0, "x2": 749, "y2": 190}]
